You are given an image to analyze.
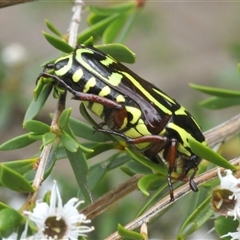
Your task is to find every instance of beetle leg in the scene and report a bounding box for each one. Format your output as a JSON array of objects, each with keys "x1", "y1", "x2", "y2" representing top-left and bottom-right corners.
[
  {"x1": 95, "y1": 128, "x2": 133, "y2": 141},
  {"x1": 72, "y1": 92, "x2": 123, "y2": 109},
  {"x1": 37, "y1": 72, "x2": 123, "y2": 109},
  {"x1": 189, "y1": 169, "x2": 198, "y2": 192},
  {"x1": 163, "y1": 139, "x2": 177, "y2": 201}
]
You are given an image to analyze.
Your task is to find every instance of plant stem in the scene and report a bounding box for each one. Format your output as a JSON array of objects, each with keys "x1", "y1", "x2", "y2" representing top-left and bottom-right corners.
[{"x1": 25, "y1": 0, "x2": 84, "y2": 209}]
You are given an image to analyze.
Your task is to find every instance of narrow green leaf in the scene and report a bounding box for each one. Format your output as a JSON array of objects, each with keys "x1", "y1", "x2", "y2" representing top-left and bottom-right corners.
[
  {"x1": 87, "y1": 13, "x2": 106, "y2": 26},
  {"x1": 24, "y1": 83, "x2": 52, "y2": 122},
  {"x1": 0, "y1": 208, "x2": 24, "y2": 238},
  {"x1": 82, "y1": 36, "x2": 94, "y2": 46},
  {"x1": 177, "y1": 195, "x2": 213, "y2": 238},
  {"x1": 65, "y1": 148, "x2": 92, "y2": 203},
  {"x1": 42, "y1": 132, "x2": 57, "y2": 146},
  {"x1": 215, "y1": 216, "x2": 238, "y2": 239},
  {"x1": 96, "y1": 43, "x2": 136, "y2": 63},
  {"x1": 60, "y1": 134, "x2": 79, "y2": 153},
  {"x1": 200, "y1": 96, "x2": 240, "y2": 109},
  {"x1": 88, "y1": 2, "x2": 135, "y2": 16},
  {"x1": 77, "y1": 13, "x2": 119, "y2": 44},
  {"x1": 0, "y1": 133, "x2": 37, "y2": 150},
  {"x1": 138, "y1": 174, "x2": 166, "y2": 196},
  {"x1": 0, "y1": 202, "x2": 10, "y2": 211},
  {"x1": 118, "y1": 224, "x2": 144, "y2": 240},
  {"x1": 104, "y1": 152, "x2": 130, "y2": 170},
  {"x1": 87, "y1": 163, "x2": 108, "y2": 191},
  {"x1": 58, "y1": 108, "x2": 72, "y2": 129},
  {"x1": 126, "y1": 148, "x2": 167, "y2": 175},
  {"x1": 43, "y1": 32, "x2": 74, "y2": 53},
  {"x1": 45, "y1": 19, "x2": 62, "y2": 37},
  {"x1": 68, "y1": 117, "x2": 110, "y2": 142},
  {"x1": 116, "y1": 9, "x2": 140, "y2": 43},
  {"x1": 0, "y1": 158, "x2": 38, "y2": 180},
  {"x1": 0, "y1": 165, "x2": 35, "y2": 192},
  {"x1": 84, "y1": 143, "x2": 114, "y2": 159},
  {"x1": 103, "y1": 15, "x2": 128, "y2": 44},
  {"x1": 34, "y1": 77, "x2": 44, "y2": 99},
  {"x1": 190, "y1": 83, "x2": 240, "y2": 97},
  {"x1": 127, "y1": 160, "x2": 154, "y2": 175},
  {"x1": 79, "y1": 103, "x2": 99, "y2": 128},
  {"x1": 23, "y1": 120, "x2": 50, "y2": 134},
  {"x1": 189, "y1": 138, "x2": 235, "y2": 170},
  {"x1": 28, "y1": 133, "x2": 43, "y2": 141}
]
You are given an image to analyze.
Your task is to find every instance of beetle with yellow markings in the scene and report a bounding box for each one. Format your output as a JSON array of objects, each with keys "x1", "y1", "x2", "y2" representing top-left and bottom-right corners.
[{"x1": 37, "y1": 45, "x2": 206, "y2": 201}]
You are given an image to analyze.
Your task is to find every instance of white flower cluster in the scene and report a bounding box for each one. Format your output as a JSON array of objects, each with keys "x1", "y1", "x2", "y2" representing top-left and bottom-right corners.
[
  {"x1": 217, "y1": 169, "x2": 240, "y2": 239},
  {"x1": 4, "y1": 181, "x2": 94, "y2": 240}
]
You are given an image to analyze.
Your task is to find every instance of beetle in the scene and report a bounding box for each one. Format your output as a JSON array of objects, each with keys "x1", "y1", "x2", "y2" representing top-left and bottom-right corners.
[{"x1": 37, "y1": 45, "x2": 206, "y2": 200}]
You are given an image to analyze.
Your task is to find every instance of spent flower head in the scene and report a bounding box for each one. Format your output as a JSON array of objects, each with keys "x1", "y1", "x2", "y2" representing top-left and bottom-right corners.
[
  {"x1": 24, "y1": 181, "x2": 94, "y2": 239},
  {"x1": 211, "y1": 169, "x2": 240, "y2": 220}
]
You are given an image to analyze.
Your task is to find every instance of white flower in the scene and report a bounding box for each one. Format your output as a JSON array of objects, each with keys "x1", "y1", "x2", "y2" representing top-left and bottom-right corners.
[
  {"x1": 24, "y1": 181, "x2": 94, "y2": 239},
  {"x1": 1, "y1": 43, "x2": 27, "y2": 67},
  {"x1": 214, "y1": 169, "x2": 240, "y2": 220},
  {"x1": 221, "y1": 226, "x2": 240, "y2": 240}
]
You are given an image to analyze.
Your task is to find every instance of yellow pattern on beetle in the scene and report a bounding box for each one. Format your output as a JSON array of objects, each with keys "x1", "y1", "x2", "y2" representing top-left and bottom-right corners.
[
  {"x1": 100, "y1": 57, "x2": 115, "y2": 66},
  {"x1": 91, "y1": 102, "x2": 104, "y2": 117},
  {"x1": 122, "y1": 72, "x2": 172, "y2": 115},
  {"x1": 116, "y1": 94, "x2": 126, "y2": 103},
  {"x1": 72, "y1": 68, "x2": 84, "y2": 82},
  {"x1": 135, "y1": 119, "x2": 152, "y2": 136},
  {"x1": 167, "y1": 122, "x2": 193, "y2": 156},
  {"x1": 99, "y1": 86, "x2": 111, "y2": 97},
  {"x1": 55, "y1": 56, "x2": 72, "y2": 76},
  {"x1": 152, "y1": 88, "x2": 176, "y2": 104},
  {"x1": 83, "y1": 77, "x2": 96, "y2": 93},
  {"x1": 125, "y1": 106, "x2": 141, "y2": 125}
]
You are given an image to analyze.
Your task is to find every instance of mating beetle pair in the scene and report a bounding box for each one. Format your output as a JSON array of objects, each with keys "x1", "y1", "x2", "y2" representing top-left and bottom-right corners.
[{"x1": 37, "y1": 45, "x2": 206, "y2": 200}]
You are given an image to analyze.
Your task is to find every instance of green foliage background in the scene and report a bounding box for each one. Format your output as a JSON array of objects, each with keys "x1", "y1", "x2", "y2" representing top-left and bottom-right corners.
[{"x1": 1, "y1": 1, "x2": 240, "y2": 239}]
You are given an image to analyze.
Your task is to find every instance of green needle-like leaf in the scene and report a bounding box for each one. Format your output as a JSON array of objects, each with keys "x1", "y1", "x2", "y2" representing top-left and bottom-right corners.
[
  {"x1": 65, "y1": 148, "x2": 92, "y2": 203},
  {"x1": 96, "y1": 43, "x2": 136, "y2": 63},
  {"x1": 126, "y1": 148, "x2": 167, "y2": 175},
  {"x1": 0, "y1": 208, "x2": 25, "y2": 238},
  {"x1": 24, "y1": 83, "x2": 52, "y2": 122},
  {"x1": 215, "y1": 216, "x2": 238, "y2": 239},
  {"x1": 42, "y1": 132, "x2": 57, "y2": 146},
  {"x1": 88, "y1": 2, "x2": 135, "y2": 16},
  {"x1": 43, "y1": 32, "x2": 74, "y2": 53},
  {"x1": 77, "y1": 13, "x2": 119, "y2": 44},
  {"x1": 177, "y1": 195, "x2": 213, "y2": 239},
  {"x1": 0, "y1": 133, "x2": 37, "y2": 150},
  {"x1": 103, "y1": 15, "x2": 128, "y2": 44},
  {"x1": 189, "y1": 138, "x2": 235, "y2": 170},
  {"x1": 45, "y1": 19, "x2": 62, "y2": 37},
  {"x1": 0, "y1": 165, "x2": 35, "y2": 192},
  {"x1": 58, "y1": 108, "x2": 72, "y2": 129},
  {"x1": 118, "y1": 224, "x2": 144, "y2": 240},
  {"x1": 190, "y1": 83, "x2": 240, "y2": 97},
  {"x1": 138, "y1": 174, "x2": 166, "y2": 196},
  {"x1": 68, "y1": 116, "x2": 110, "y2": 142},
  {"x1": 23, "y1": 120, "x2": 50, "y2": 134},
  {"x1": 60, "y1": 133, "x2": 79, "y2": 153},
  {"x1": 200, "y1": 96, "x2": 240, "y2": 109}
]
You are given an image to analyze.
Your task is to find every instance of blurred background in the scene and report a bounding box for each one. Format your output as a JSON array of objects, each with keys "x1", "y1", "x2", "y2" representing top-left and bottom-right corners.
[{"x1": 1, "y1": 1, "x2": 240, "y2": 239}]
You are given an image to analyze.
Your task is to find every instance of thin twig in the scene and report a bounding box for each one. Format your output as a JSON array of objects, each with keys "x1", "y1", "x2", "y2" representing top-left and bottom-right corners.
[
  {"x1": 82, "y1": 174, "x2": 143, "y2": 219},
  {"x1": 205, "y1": 113, "x2": 240, "y2": 148},
  {"x1": 25, "y1": 0, "x2": 84, "y2": 208},
  {"x1": 81, "y1": 113, "x2": 240, "y2": 236},
  {"x1": 105, "y1": 157, "x2": 240, "y2": 240},
  {"x1": 0, "y1": 0, "x2": 36, "y2": 8}
]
